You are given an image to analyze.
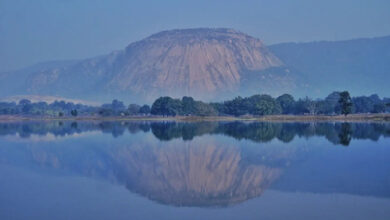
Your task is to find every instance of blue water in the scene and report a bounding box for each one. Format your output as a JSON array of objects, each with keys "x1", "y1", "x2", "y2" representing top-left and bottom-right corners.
[{"x1": 0, "y1": 121, "x2": 389, "y2": 220}]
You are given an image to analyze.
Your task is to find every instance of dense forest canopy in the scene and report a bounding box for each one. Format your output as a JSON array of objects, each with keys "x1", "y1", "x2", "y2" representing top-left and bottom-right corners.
[{"x1": 0, "y1": 92, "x2": 389, "y2": 117}]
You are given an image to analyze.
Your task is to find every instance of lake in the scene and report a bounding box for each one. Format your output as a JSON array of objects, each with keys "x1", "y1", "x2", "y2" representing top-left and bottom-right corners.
[{"x1": 0, "y1": 121, "x2": 389, "y2": 220}]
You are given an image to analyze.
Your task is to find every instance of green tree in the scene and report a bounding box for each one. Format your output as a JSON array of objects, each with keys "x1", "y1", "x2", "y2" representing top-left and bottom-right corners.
[
  {"x1": 352, "y1": 96, "x2": 375, "y2": 113},
  {"x1": 70, "y1": 109, "x2": 78, "y2": 117},
  {"x1": 223, "y1": 96, "x2": 248, "y2": 116},
  {"x1": 294, "y1": 99, "x2": 309, "y2": 114},
  {"x1": 372, "y1": 103, "x2": 386, "y2": 113},
  {"x1": 303, "y1": 97, "x2": 318, "y2": 115},
  {"x1": 338, "y1": 91, "x2": 353, "y2": 116},
  {"x1": 193, "y1": 101, "x2": 217, "y2": 116},
  {"x1": 248, "y1": 95, "x2": 281, "y2": 115},
  {"x1": 151, "y1": 97, "x2": 182, "y2": 116},
  {"x1": 127, "y1": 104, "x2": 141, "y2": 115},
  {"x1": 181, "y1": 96, "x2": 196, "y2": 115},
  {"x1": 111, "y1": 99, "x2": 125, "y2": 111},
  {"x1": 210, "y1": 102, "x2": 225, "y2": 115},
  {"x1": 19, "y1": 99, "x2": 32, "y2": 114},
  {"x1": 322, "y1": 92, "x2": 341, "y2": 114},
  {"x1": 276, "y1": 94, "x2": 295, "y2": 114},
  {"x1": 139, "y1": 105, "x2": 151, "y2": 115},
  {"x1": 100, "y1": 99, "x2": 126, "y2": 116}
]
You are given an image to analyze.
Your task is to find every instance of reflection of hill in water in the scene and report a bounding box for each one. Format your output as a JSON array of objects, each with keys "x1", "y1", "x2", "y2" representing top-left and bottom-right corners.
[
  {"x1": 111, "y1": 142, "x2": 283, "y2": 206},
  {"x1": 0, "y1": 133, "x2": 302, "y2": 207},
  {"x1": 1, "y1": 121, "x2": 390, "y2": 206}
]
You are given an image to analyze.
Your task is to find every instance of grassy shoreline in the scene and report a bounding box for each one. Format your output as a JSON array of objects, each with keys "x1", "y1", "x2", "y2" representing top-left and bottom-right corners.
[{"x1": 1, "y1": 114, "x2": 390, "y2": 122}]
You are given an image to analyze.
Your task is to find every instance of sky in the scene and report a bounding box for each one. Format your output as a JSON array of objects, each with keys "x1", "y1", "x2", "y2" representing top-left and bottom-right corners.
[{"x1": 0, "y1": 0, "x2": 389, "y2": 72}]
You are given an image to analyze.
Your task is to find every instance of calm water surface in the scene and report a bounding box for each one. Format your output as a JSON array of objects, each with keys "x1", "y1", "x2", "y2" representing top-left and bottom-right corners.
[{"x1": 0, "y1": 121, "x2": 389, "y2": 220}]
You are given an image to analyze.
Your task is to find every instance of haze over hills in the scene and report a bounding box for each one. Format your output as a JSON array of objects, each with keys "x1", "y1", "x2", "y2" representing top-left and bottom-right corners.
[
  {"x1": 0, "y1": 28, "x2": 389, "y2": 103},
  {"x1": 269, "y1": 35, "x2": 390, "y2": 97}
]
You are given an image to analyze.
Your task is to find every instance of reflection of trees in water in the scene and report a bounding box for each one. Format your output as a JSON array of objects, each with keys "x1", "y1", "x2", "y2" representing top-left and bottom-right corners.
[
  {"x1": 216, "y1": 122, "x2": 279, "y2": 143},
  {"x1": 0, "y1": 121, "x2": 151, "y2": 138},
  {"x1": 0, "y1": 121, "x2": 389, "y2": 146},
  {"x1": 151, "y1": 122, "x2": 217, "y2": 141},
  {"x1": 338, "y1": 123, "x2": 352, "y2": 146},
  {"x1": 1, "y1": 121, "x2": 389, "y2": 206},
  {"x1": 352, "y1": 123, "x2": 386, "y2": 141},
  {"x1": 277, "y1": 123, "x2": 296, "y2": 143},
  {"x1": 150, "y1": 122, "x2": 390, "y2": 146}
]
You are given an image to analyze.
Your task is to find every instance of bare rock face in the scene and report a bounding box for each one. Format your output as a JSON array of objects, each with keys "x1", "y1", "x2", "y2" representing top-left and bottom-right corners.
[
  {"x1": 110, "y1": 29, "x2": 282, "y2": 97},
  {"x1": 25, "y1": 28, "x2": 290, "y2": 101}
]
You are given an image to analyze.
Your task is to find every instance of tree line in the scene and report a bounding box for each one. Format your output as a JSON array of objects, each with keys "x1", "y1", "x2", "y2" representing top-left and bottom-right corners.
[
  {"x1": 0, "y1": 99, "x2": 150, "y2": 117},
  {"x1": 0, "y1": 91, "x2": 389, "y2": 117},
  {"x1": 150, "y1": 91, "x2": 389, "y2": 116}
]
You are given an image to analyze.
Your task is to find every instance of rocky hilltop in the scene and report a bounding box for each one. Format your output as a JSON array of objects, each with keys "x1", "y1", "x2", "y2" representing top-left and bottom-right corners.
[
  {"x1": 1, "y1": 30, "x2": 389, "y2": 102},
  {"x1": 109, "y1": 29, "x2": 283, "y2": 96},
  {"x1": 19, "y1": 28, "x2": 296, "y2": 102}
]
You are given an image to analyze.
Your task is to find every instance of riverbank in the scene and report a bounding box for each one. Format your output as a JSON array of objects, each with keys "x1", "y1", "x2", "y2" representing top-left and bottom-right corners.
[{"x1": 1, "y1": 114, "x2": 390, "y2": 122}]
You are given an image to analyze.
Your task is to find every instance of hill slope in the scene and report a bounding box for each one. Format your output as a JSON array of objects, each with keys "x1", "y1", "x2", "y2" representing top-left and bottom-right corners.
[
  {"x1": 2, "y1": 30, "x2": 389, "y2": 103},
  {"x1": 0, "y1": 28, "x2": 299, "y2": 102}
]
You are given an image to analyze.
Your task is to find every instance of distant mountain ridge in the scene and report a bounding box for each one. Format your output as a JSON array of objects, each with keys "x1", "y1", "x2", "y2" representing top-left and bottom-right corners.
[
  {"x1": 1, "y1": 29, "x2": 389, "y2": 103},
  {"x1": 269, "y1": 35, "x2": 390, "y2": 97}
]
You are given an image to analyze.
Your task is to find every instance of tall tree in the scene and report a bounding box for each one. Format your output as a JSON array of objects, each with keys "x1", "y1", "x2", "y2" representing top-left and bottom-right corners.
[
  {"x1": 139, "y1": 105, "x2": 151, "y2": 115},
  {"x1": 223, "y1": 96, "x2": 248, "y2": 116},
  {"x1": 276, "y1": 94, "x2": 295, "y2": 114},
  {"x1": 128, "y1": 104, "x2": 141, "y2": 115},
  {"x1": 323, "y1": 91, "x2": 341, "y2": 114},
  {"x1": 338, "y1": 91, "x2": 353, "y2": 116},
  {"x1": 181, "y1": 96, "x2": 196, "y2": 115},
  {"x1": 193, "y1": 101, "x2": 217, "y2": 116},
  {"x1": 372, "y1": 103, "x2": 386, "y2": 113},
  {"x1": 111, "y1": 99, "x2": 126, "y2": 111},
  {"x1": 248, "y1": 94, "x2": 281, "y2": 116},
  {"x1": 70, "y1": 109, "x2": 78, "y2": 117},
  {"x1": 303, "y1": 97, "x2": 318, "y2": 115},
  {"x1": 151, "y1": 97, "x2": 182, "y2": 116}
]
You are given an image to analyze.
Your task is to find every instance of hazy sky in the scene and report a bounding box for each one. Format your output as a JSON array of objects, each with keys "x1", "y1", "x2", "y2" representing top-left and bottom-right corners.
[{"x1": 1, "y1": 0, "x2": 389, "y2": 72}]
